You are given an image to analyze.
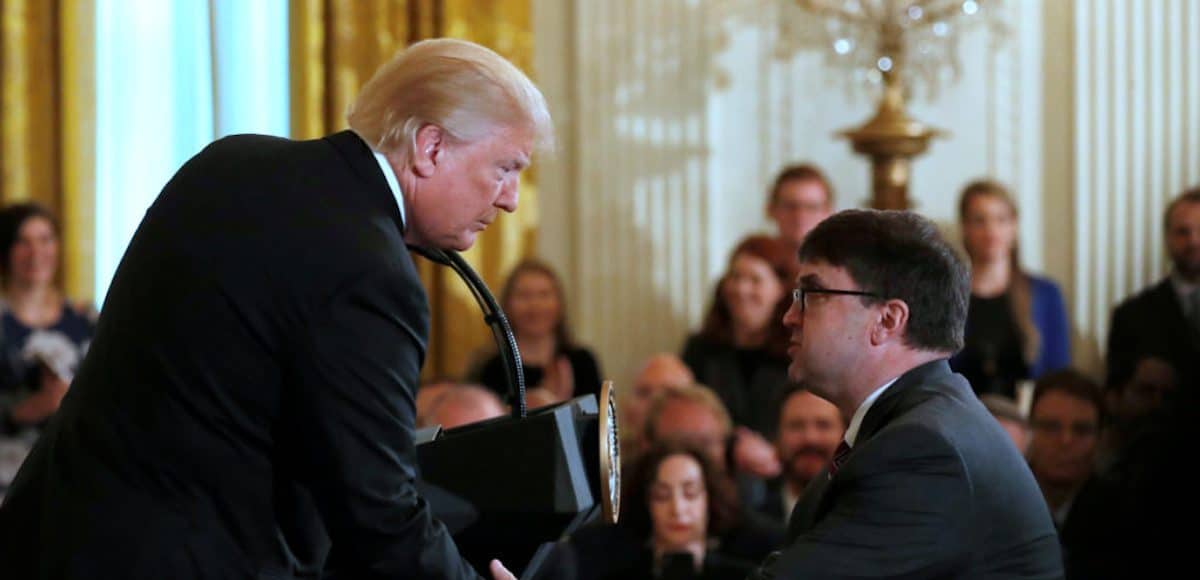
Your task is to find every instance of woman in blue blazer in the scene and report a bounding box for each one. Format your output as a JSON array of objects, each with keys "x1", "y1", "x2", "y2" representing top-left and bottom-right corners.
[{"x1": 951, "y1": 180, "x2": 1071, "y2": 399}]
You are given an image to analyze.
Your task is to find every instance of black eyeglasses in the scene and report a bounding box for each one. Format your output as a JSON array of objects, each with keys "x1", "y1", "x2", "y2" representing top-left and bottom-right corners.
[{"x1": 792, "y1": 287, "x2": 880, "y2": 315}]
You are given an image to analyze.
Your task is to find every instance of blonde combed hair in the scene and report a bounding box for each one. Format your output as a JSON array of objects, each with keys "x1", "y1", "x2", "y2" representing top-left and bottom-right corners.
[{"x1": 347, "y1": 38, "x2": 553, "y2": 160}]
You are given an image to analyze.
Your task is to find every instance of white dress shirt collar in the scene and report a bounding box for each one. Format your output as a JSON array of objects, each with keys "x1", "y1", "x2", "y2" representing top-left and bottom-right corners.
[
  {"x1": 843, "y1": 377, "x2": 900, "y2": 447},
  {"x1": 370, "y1": 148, "x2": 407, "y2": 230}
]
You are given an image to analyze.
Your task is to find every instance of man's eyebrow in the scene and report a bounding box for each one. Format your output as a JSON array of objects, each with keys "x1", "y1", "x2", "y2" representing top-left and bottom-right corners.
[{"x1": 798, "y1": 273, "x2": 824, "y2": 289}]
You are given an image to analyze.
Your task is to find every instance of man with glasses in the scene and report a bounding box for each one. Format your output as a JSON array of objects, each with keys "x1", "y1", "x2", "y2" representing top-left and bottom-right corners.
[
  {"x1": 1027, "y1": 369, "x2": 1130, "y2": 579},
  {"x1": 750, "y1": 209, "x2": 1062, "y2": 579}
]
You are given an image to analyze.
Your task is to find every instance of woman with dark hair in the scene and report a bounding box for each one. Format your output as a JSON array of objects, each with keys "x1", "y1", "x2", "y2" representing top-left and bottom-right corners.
[
  {"x1": 568, "y1": 442, "x2": 753, "y2": 580},
  {"x1": 473, "y1": 259, "x2": 602, "y2": 405},
  {"x1": 681, "y1": 235, "x2": 795, "y2": 436},
  {"x1": 0, "y1": 203, "x2": 95, "y2": 435},
  {"x1": 952, "y1": 180, "x2": 1070, "y2": 398}
]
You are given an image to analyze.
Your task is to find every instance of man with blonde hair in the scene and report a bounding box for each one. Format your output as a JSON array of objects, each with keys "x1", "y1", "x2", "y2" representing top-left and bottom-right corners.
[{"x1": 0, "y1": 38, "x2": 550, "y2": 580}]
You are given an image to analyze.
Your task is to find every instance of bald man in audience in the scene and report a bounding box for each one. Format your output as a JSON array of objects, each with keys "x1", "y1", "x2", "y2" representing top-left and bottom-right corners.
[
  {"x1": 416, "y1": 380, "x2": 456, "y2": 427},
  {"x1": 421, "y1": 384, "x2": 507, "y2": 430},
  {"x1": 622, "y1": 354, "x2": 695, "y2": 447}
]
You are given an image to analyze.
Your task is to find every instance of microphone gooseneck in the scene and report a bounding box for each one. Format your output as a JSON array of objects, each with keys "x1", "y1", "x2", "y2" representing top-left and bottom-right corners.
[{"x1": 409, "y1": 246, "x2": 527, "y2": 419}]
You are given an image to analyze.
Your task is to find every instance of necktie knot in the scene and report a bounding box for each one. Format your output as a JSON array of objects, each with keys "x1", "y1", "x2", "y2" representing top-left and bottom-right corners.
[{"x1": 829, "y1": 441, "x2": 852, "y2": 477}]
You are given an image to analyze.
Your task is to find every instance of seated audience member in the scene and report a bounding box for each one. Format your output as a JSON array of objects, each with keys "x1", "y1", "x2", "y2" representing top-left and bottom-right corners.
[
  {"x1": 1099, "y1": 355, "x2": 1176, "y2": 473},
  {"x1": 555, "y1": 443, "x2": 756, "y2": 580},
  {"x1": 951, "y1": 180, "x2": 1070, "y2": 398},
  {"x1": 758, "y1": 385, "x2": 844, "y2": 524},
  {"x1": 621, "y1": 353, "x2": 695, "y2": 458},
  {"x1": 1104, "y1": 188, "x2": 1200, "y2": 574},
  {"x1": 765, "y1": 163, "x2": 835, "y2": 258},
  {"x1": 418, "y1": 384, "x2": 506, "y2": 430},
  {"x1": 1027, "y1": 370, "x2": 1130, "y2": 579},
  {"x1": 639, "y1": 384, "x2": 783, "y2": 563},
  {"x1": 415, "y1": 380, "x2": 456, "y2": 426},
  {"x1": 473, "y1": 259, "x2": 602, "y2": 405},
  {"x1": 0, "y1": 203, "x2": 96, "y2": 435},
  {"x1": 981, "y1": 393, "x2": 1031, "y2": 454},
  {"x1": 1107, "y1": 186, "x2": 1200, "y2": 400},
  {"x1": 682, "y1": 235, "x2": 796, "y2": 437}
]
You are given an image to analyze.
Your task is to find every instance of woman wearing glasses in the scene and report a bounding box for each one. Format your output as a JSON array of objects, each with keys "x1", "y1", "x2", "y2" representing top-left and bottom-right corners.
[{"x1": 951, "y1": 180, "x2": 1070, "y2": 399}]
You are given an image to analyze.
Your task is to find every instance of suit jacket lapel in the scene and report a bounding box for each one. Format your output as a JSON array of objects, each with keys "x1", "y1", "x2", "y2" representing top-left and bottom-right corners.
[
  {"x1": 784, "y1": 359, "x2": 956, "y2": 539},
  {"x1": 854, "y1": 359, "x2": 953, "y2": 446}
]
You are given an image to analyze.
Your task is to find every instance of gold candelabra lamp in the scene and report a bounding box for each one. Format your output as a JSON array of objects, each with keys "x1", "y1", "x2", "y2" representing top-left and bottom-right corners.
[{"x1": 785, "y1": 0, "x2": 1004, "y2": 209}]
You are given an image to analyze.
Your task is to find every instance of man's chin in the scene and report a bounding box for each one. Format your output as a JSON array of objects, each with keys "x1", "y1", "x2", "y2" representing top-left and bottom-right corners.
[{"x1": 445, "y1": 232, "x2": 478, "y2": 252}]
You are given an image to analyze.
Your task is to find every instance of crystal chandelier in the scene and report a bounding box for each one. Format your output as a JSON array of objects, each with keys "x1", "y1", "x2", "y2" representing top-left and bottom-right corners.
[
  {"x1": 765, "y1": 0, "x2": 1008, "y2": 209},
  {"x1": 779, "y1": 0, "x2": 1008, "y2": 101}
]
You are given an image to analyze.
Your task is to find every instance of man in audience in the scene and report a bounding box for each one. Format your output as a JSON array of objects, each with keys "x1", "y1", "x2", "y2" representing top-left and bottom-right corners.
[
  {"x1": 1099, "y1": 354, "x2": 1176, "y2": 472},
  {"x1": 416, "y1": 379, "x2": 457, "y2": 426},
  {"x1": 766, "y1": 163, "x2": 835, "y2": 257},
  {"x1": 420, "y1": 384, "x2": 507, "y2": 430},
  {"x1": 981, "y1": 393, "x2": 1031, "y2": 454},
  {"x1": 620, "y1": 353, "x2": 694, "y2": 453},
  {"x1": 1107, "y1": 186, "x2": 1200, "y2": 398},
  {"x1": 1027, "y1": 370, "x2": 1129, "y2": 579},
  {"x1": 758, "y1": 385, "x2": 844, "y2": 523}
]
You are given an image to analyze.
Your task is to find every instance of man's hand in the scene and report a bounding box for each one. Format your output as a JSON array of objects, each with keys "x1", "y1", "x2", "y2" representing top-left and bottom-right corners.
[
  {"x1": 732, "y1": 426, "x2": 782, "y2": 478},
  {"x1": 490, "y1": 559, "x2": 517, "y2": 580}
]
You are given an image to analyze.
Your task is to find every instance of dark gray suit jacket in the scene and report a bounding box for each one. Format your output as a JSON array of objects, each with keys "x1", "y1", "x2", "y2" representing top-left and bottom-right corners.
[
  {"x1": 751, "y1": 359, "x2": 1063, "y2": 579},
  {"x1": 0, "y1": 131, "x2": 480, "y2": 579}
]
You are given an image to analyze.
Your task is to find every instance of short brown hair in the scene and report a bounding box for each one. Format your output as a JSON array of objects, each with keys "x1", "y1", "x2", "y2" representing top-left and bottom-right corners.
[
  {"x1": 1164, "y1": 186, "x2": 1200, "y2": 231},
  {"x1": 768, "y1": 163, "x2": 834, "y2": 208},
  {"x1": 799, "y1": 209, "x2": 970, "y2": 352},
  {"x1": 1031, "y1": 369, "x2": 1105, "y2": 426}
]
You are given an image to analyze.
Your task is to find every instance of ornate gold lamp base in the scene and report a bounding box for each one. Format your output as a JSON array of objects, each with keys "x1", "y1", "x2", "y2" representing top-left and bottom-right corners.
[{"x1": 840, "y1": 81, "x2": 942, "y2": 210}]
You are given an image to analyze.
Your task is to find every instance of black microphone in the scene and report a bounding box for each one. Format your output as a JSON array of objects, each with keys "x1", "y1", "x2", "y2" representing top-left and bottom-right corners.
[
  {"x1": 409, "y1": 246, "x2": 621, "y2": 578},
  {"x1": 407, "y1": 245, "x2": 527, "y2": 417}
]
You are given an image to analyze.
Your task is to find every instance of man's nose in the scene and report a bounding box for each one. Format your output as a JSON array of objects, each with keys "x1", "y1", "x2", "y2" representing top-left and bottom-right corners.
[
  {"x1": 783, "y1": 300, "x2": 802, "y2": 328},
  {"x1": 496, "y1": 177, "x2": 519, "y2": 212}
]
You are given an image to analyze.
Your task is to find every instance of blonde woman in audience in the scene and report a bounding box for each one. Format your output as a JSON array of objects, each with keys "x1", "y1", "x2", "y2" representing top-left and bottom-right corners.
[
  {"x1": 952, "y1": 180, "x2": 1070, "y2": 399},
  {"x1": 473, "y1": 259, "x2": 602, "y2": 405},
  {"x1": 0, "y1": 203, "x2": 95, "y2": 435}
]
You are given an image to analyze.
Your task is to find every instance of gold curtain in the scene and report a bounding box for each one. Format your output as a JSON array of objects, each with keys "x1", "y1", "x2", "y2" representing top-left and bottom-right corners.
[
  {"x1": 0, "y1": 0, "x2": 95, "y2": 300},
  {"x1": 289, "y1": 0, "x2": 538, "y2": 381}
]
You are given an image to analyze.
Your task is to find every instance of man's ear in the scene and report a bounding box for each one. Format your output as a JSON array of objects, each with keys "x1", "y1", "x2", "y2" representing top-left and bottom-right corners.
[
  {"x1": 873, "y1": 299, "x2": 909, "y2": 346},
  {"x1": 412, "y1": 124, "x2": 446, "y2": 178}
]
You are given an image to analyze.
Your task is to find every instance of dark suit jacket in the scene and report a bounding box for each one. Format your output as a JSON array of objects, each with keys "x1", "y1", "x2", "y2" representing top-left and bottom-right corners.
[
  {"x1": 1106, "y1": 278, "x2": 1199, "y2": 392},
  {"x1": 751, "y1": 360, "x2": 1063, "y2": 579},
  {"x1": 0, "y1": 131, "x2": 480, "y2": 579}
]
